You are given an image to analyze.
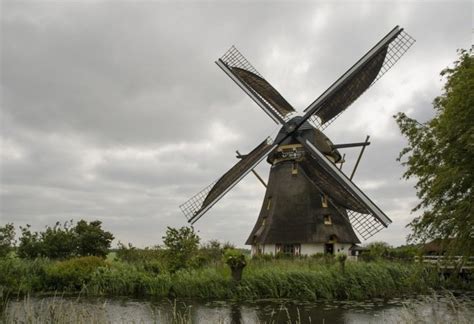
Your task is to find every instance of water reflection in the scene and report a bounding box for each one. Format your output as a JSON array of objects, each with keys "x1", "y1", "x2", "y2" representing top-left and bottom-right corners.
[{"x1": 5, "y1": 293, "x2": 474, "y2": 323}]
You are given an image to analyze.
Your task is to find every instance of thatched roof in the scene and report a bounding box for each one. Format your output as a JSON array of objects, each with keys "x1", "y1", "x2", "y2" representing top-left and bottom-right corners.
[{"x1": 246, "y1": 157, "x2": 360, "y2": 245}]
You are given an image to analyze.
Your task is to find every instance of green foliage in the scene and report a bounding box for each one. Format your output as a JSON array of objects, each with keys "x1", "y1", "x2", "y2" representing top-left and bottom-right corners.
[
  {"x1": 45, "y1": 256, "x2": 107, "y2": 291},
  {"x1": 75, "y1": 220, "x2": 114, "y2": 258},
  {"x1": 361, "y1": 242, "x2": 420, "y2": 261},
  {"x1": 0, "y1": 257, "x2": 49, "y2": 294},
  {"x1": 310, "y1": 252, "x2": 336, "y2": 264},
  {"x1": 17, "y1": 225, "x2": 43, "y2": 259},
  {"x1": 162, "y1": 226, "x2": 200, "y2": 272},
  {"x1": 17, "y1": 220, "x2": 114, "y2": 259},
  {"x1": 0, "y1": 223, "x2": 15, "y2": 258},
  {"x1": 336, "y1": 253, "x2": 347, "y2": 273},
  {"x1": 394, "y1": 49, "x2": 474, "y2": 256},
  {"x1": 0, "y1": 257, "x2": 471, "y2": 300},
  {"x1": 223, "y1": 249, "x2": 246, "y2": 268},
  {"x1": 386, "y1": 244, "x2": 420, "y2": 261},
  {"x1": 363, "y1": 241, "x2": 392, "y2": 261},
  {"x1": 223, "y1": 249, "x2": 247, "y2": 281},
  {"x1": 40, "y1": 221, "x2": 77, "y2": 259},
  {"x1": 335, "y1": 253, "x2": 347, "y2": 263}
]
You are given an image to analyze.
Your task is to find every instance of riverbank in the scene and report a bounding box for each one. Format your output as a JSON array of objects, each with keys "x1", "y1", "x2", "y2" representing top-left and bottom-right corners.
[{"x1": 1, "y1": 257, "x2": 471, "y2": 301}]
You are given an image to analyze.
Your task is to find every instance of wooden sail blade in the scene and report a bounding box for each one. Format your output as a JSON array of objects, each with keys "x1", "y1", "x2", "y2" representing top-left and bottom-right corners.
[
  {"x1": 296, "y1": 136, "x2": 392, "y2": 228},
  {"x1": 180, "y1": 138, "x2": 276, "y2": 224},
  {"x1": 301, "y1": 26, "x2": 415, "y2": 130},
  {"x1": 313, "y1": 47, "x2": 387, "y2": 124},
  {"x1": 299, "y1": 156, "x2": 368, "y2": 213},
  {"x1": 216, "y1": 46, "x2": 295, "y2": 124}
]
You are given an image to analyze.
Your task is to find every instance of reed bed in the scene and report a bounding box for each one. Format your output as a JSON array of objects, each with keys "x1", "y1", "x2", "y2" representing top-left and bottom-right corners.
[{"x1": 0, "y1": 257, "x2": 470, "y2": 302}]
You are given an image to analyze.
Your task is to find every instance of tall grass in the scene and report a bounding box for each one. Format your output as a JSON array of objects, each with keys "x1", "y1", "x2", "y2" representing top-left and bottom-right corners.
[{"x1": 0, "y1": 257, "x2": 470, "y2": 302}]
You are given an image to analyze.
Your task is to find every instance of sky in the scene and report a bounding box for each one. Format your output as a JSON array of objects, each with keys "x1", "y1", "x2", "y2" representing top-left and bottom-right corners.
[{"x1": 1, "y1": 0, "x2": 472, "y2": 248}]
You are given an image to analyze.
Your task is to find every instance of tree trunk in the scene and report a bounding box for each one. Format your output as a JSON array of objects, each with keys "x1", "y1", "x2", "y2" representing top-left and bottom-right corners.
[{"x1": 230, "y1": 264, "x2": 245, "y2": 281}]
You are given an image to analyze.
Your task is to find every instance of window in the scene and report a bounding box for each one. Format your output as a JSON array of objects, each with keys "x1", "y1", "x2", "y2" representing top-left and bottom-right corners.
[
  {"x1": 282, "y1": 244, "x2": 301, "y2": 255},
  {"x1": 321, "y1": 195, "x2": 329, "y2": 208},
  {"x1": 324, "y1": 215, "x2": 332, "y2": 225},
  {"x1": 292, "y1": 162, "x2": 298, "y2": 175}
]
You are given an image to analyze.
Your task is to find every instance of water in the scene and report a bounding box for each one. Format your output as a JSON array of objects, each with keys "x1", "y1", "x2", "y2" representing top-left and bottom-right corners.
[{"x1": 4, "y1": 292, "x2": 474, "y2": 323}]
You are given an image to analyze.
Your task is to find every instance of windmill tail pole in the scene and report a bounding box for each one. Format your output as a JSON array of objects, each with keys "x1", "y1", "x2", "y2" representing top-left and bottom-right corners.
[
  {"x1": 236, "y1": 150, "x2": 267, "y2": 188},
  {"x1": 350, "y1": 135, "x2": 370, "y2": 180}
]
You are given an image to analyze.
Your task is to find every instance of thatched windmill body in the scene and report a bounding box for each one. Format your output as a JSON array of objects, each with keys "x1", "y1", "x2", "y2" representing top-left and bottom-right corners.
[{"x1": 180, "y1": 26, "x2": 415, "y2": 256}]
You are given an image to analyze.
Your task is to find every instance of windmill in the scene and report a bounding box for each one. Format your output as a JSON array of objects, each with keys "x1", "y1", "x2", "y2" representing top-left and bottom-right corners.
[{"x1": 180, "y1": 26, "x2": 415, "y2": 256}]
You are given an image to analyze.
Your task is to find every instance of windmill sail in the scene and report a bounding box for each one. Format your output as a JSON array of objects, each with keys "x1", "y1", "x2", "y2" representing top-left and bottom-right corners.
[
  {"x1": 180, "y1": 138, "x2": 276, "y2": 224},
  {"x1": 216, "y1": 46, "x2": 295, "y2": 124},
  {"x1": 302, "y1": 26, "x2": 415, "y2": 130},
  {"x1": 297, "y1": 136, "x2": 391, "y2": 237}
]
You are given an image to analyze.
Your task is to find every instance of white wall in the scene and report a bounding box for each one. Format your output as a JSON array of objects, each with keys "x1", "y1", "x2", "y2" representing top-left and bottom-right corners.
[
  {"x1": 251, "y1": 243, "x2": 353, "y2": 256},
  {"x1": 334, "y1": 243, "x2": 352, "y2": 255},
  {"x1": 263, "y1": 244, "x2": 275, "y2": 255},
  {"x1": 300, "y1": 243, "x2": 324, "y2": 255}
]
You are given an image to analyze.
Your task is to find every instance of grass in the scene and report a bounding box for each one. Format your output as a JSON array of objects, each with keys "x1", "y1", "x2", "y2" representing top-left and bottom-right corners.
[{"x1": 0, "y1": 256, "x2": 471, "y2": 303}]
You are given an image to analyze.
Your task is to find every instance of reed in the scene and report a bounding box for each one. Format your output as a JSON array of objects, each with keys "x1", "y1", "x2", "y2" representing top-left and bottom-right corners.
[{"x1": 0, "y1": 257, "x2": 470, "y2": 301}]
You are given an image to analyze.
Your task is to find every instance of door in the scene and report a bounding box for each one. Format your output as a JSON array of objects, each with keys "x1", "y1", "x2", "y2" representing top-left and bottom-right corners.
[{"x1": 325, "y1": 243, "x2": 334, "y2": 255}]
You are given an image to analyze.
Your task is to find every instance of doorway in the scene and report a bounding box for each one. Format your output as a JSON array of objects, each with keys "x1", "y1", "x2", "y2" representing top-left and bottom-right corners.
[{"x1": 325, "y1": 243, "x2": 334, "y2": 255}]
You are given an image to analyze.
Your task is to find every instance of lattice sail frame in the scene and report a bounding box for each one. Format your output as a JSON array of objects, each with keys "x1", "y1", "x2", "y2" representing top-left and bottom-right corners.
[
  {"x1": 179, "y1": 181, "x2": 216, "y2": 221},
  {"x1": 219, "y1": 46, "x2": 295, "y2": 122},
  {"x1": 180, "y1": 138, "x2": 275, "y2": 224},
  {"x1": 347, "y1": 209, "x2": 385, "y2": 240},
  {"x1": 309, "y1": 30, "x2": 416, "y2": 130}
]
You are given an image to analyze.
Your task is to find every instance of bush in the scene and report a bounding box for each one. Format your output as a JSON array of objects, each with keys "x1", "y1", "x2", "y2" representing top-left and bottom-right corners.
[
  {"x1": 162, "y1": 226, "x2": 199, "y2": 272},
  {"x1": 17, "y1": 220, "x2": 114, "y2": 260},
  {"x1": 45, "y1": 256, "x2": 107, "y2": 291},
  {"x1": 0, "y1": 258, "x2": 49, "y2": 294},
  {"x1": 116, "y1": 242, "x2": 163, "y2": 263}
]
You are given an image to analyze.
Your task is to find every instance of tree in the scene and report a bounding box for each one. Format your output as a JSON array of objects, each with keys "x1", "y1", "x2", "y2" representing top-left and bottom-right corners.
[
  {"x1": 394, "y1": 49, "x2": 473, "y2": 256},
  {"x1": 162, "y1": 226, "x2": 200, "y2": 272},
  {"x1": 223, "y1": 249, "x2": 246, "y2": 281},
  {"x1": 17, "y1": 224, "x2": 43, "y2": 259},
  {"x1": 0, "y1": 223, "x2": 16, "y2": 257},
  {"x1": 40, "y1": 221, "x2": 76, "y2": 259},
  {"x1": 17, "y1": 219, "x2": 114, "y2": 259},
  {"x1": 364, "y1": 241, "x2": 391, "y2": 260},
  {"x1": 75, "y1": 220, "x2": 114, "y2": 258}
]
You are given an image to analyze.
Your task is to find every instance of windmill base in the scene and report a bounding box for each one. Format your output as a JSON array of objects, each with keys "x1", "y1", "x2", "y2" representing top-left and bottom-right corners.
[{"x1": 251, "y1": 243, "x2": 359, "y2": 258}]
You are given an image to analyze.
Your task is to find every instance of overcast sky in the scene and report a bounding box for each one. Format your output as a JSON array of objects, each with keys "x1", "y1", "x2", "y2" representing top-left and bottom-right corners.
[{"x1": 1, "y1": 0, "x2": 472, "y2": 248}]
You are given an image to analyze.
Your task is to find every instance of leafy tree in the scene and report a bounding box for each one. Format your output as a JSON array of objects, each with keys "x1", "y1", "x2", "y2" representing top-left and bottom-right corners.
[
  {"x1": 0, "y1": 223, "x2": 16, "y2": 257},
  {"x1": 364, "y1": 241, "x2": 391, "y2": 260},
  {"x1": 75, "y1": 220, "x2": 114, "y2": 258},
  {"x1": 395, "y1": 50, "x2": 473, "y2": 256},
  {"x1": 162, "y1": 226, "x2": 199, "y2": 272},
  {"x1": 40, "y1": 221, "x2": 76, "y2": 259},
  {"x1": 223, "y1": 249, "x2": 246, "y2": 281},
  {"x1": 17, "y1": 219, "x2": 114, "y2": 259},
  {"x1": 17, "y1": 224, "x2": 43, "y2": 259}
]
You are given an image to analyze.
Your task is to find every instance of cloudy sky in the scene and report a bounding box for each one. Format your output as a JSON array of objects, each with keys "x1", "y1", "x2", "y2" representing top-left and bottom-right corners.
[{"x1": 1, "y1": 0, "x2": 472, "y2": 248}]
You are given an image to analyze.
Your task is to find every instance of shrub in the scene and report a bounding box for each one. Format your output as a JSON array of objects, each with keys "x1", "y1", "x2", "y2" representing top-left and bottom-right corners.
[
  {"x1": 162, "y1": 226, "x2": 199, "y2": 272},
  {"x1": 45, "y1": 256, "x2": 107, "y2": 291}
]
